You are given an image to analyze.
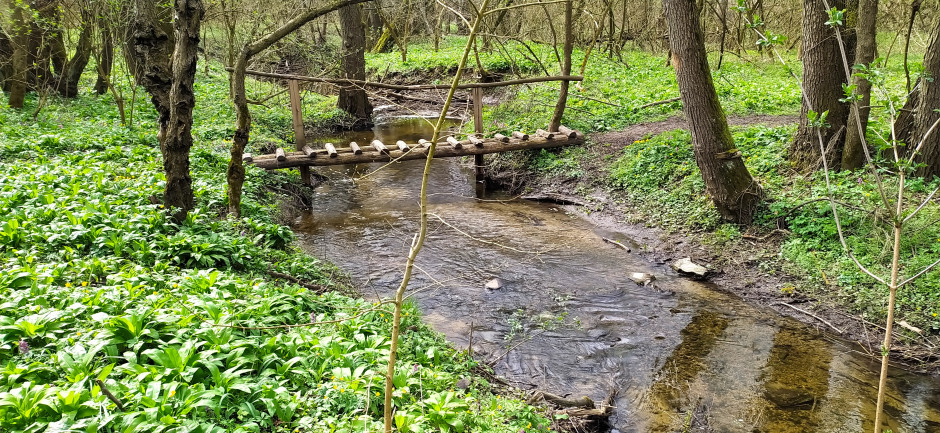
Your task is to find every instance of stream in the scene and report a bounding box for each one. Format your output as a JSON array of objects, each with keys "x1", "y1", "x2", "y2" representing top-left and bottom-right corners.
[{"x1": 295, "y1": 118, "x2": 940, "y2": 433}]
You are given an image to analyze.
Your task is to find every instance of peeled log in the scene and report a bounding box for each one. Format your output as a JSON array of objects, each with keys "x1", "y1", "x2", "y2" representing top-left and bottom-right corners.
[
  {"x1": 446, "y1": 136, "x2": 463, "y2": 149},
  {"x1": 248, "y1": 134, "x2": 585, "y2": 169}
]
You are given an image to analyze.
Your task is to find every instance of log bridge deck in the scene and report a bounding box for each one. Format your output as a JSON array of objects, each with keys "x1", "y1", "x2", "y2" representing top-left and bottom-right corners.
[{"x1": 245, "y1": 126, "x2": 584, "y2": 169}]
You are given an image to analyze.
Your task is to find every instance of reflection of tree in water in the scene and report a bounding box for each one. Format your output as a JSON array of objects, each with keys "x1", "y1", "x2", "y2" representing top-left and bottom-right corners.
[
  {"x1": 754, "y1": 327, "x2": 832, "y2": 433},
  {"x1": 642, "y1": 309, "x2": 728, "y2": 431}
]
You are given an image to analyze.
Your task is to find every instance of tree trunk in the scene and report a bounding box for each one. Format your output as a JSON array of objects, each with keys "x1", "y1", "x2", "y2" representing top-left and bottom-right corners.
[
  {"x1": 911, "y1": 19, "x2": 940, "y2": 178},
  {"x1": 130, "y1": 0, "x2": 174, "y2": 129},
  {"x1": 842, "y1": 0, "x2": 878, "y2": 170},
  {"x1": 7, "y1": 0, "x2": 28, "y2": 108},
  {"x1": 161, "y1": 0, "x2": 204, "y2": 220},
  {"x1": 549, "y1": 0, "x2": 573, "y2": 131},
  {"x1": 337, "y1": 4, "x2": 373, "y2": 128},
  {"x1": 894, "y1": 77, "x2": 919, "y2": 155},
  {"x1": 94, "y1": 19, "x2": 114, "y2": 95},
  {"x1": 56, "y1": 19, "x2": 94, "y2": 98},
  {"x1": 228, "y1": 0, "x2": 371, "y2": 217},
  {"x1": 664, "y1": 0, "x2": 762, "y2": 224},
  {"x1": 789, "y1": 0, "x2": 850, "y2": 173}
]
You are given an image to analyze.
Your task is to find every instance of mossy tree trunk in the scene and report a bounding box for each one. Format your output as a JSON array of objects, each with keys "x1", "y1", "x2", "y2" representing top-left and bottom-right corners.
[
  {"x1": 7, "y1": 0, "x2": 28, "y2": 108},
  {"x1": 663, "y1": 0, "x2": 762, "y2": 224}
]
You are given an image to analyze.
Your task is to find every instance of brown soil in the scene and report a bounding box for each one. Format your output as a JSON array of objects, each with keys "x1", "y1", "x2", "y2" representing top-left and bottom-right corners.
[{"x1": 492, "y1": 114, "x2": 940, "y2": 374}]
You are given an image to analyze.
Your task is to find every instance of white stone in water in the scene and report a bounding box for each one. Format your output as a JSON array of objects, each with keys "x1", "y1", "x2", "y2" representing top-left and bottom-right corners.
[
  {"x1": 629, "y1": 272, "x2": 655, "y2": 286},
  {"x1": 485, "y1": 278, "x2": 503, "y2": 290},
  {"x1": 671, "y1": 257, "x2": 709, "y2": 278}
]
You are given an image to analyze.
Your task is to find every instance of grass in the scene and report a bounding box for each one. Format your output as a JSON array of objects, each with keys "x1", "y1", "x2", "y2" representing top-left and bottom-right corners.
[{"x1": 0, "y1": 64, "x2": 554, "y2": 432}]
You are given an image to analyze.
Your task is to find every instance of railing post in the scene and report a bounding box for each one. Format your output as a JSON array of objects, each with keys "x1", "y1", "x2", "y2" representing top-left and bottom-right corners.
[{"x1": 288, "y1": 79, "x2": 312, "y2": 185}]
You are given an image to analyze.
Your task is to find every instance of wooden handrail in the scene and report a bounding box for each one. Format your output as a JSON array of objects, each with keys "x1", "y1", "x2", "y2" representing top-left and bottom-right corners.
[{"x1": 226, "y1": 67, "x2": 583, "y2": 91}]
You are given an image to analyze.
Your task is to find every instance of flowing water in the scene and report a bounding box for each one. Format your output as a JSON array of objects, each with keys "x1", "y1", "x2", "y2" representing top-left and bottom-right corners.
[{"x1": 295, "y1": 118, "x2": 940, "y2": 433}]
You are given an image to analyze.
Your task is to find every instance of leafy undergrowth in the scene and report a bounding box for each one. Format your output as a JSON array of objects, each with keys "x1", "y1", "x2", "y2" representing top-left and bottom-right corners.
[
  {"x1": 0, "y1": 67, "x2": 553, "y2": 432},
  {"x1": 598, "y1": 124, "x2": 940, "y2": 336}
]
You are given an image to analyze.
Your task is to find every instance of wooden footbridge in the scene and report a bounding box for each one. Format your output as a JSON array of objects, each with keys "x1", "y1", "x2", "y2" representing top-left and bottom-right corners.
[
  {"x1": 244, "y1": 126, "x2": 584, "y2": 169},
  {"x1": 236, "y1": 68, "x2": 585, "y2": 178}
]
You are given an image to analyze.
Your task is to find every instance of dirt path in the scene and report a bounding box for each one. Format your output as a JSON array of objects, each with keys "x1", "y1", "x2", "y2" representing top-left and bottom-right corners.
[{"x1": 501, "y1": 113, "x2": 940, "y2": 373}]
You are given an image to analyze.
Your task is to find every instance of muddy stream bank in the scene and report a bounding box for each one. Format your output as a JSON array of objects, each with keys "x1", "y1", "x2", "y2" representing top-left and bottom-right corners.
[{"x1": 291, "y1": 118, "x2": 940, "y2": 432}]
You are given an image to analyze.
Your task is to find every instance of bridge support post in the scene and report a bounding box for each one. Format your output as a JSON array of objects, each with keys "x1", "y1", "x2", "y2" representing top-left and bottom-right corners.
[
  {"x1": 472, "y1": 87, "x2": 485, "y2": 183},
  {"x1": 288, "y1": 79, "x2": 312, "y2": 185}
]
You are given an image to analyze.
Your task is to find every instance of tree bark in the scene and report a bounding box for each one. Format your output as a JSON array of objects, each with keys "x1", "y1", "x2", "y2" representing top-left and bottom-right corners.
[
  {"x1": 228, "y1": 0, "x2": 372, "y2": 217},
  {"x1": 7, "y1": 0, "x2": 28, "y2": 108},
  {"x1": 789, "y1": 0, "x2": 850, "y2": 173},
  {"x1": 337, "y1": 3, "x2": 373, "y2": 128},
  {"x1": 161, "y1": 0, "x2": 204, "y2": 220},
  {"x1": 549, "y1": 0, "x2": 573, "y2": 131},
  {"x1": 56, "y1": 18, "x2": 94, "y2": 98},
  {"x1": 664, "y1": 0, "x2": 762, "y2": 224},
  {"x1": 130, "y1": 0, "x2": 174, "y2": 130},
  {"x1": 911, "y1": 19, "x2": 940, "y2": 178},
  {"x1": 842, "y1": 0, "x2": 878, "y2": 170},
  {"x1": 94, "y1": 18, "x2": 114, "y2": 95}
]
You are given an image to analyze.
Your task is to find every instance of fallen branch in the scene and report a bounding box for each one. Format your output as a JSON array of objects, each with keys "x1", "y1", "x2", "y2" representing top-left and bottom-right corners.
[
  {"x1": 773, "y1": 302, "x2": 844, "y2": 334},
  {"x1": 267, "y1": 269, "x2": 329, "y2": 293},
  {"x1": 636, "y1": 97, "x2": 681, "y2": 110},
  {"x1": 95, "y1": 379, "x2": 124, "y2": 411},
  {"x1": 601, "y1": 237, "x2": 631, "y2": 252}
]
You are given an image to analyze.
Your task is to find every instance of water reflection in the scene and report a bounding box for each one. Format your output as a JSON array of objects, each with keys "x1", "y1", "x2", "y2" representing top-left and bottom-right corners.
[{"x1": 294, "y1": 122, "x2": 940, "y2": 432}]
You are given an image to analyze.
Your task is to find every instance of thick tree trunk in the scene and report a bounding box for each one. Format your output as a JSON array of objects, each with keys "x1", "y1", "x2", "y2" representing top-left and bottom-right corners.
[
  {"x1": 162, "y1": 0, "x2": 204, "y2": 220},
  {"x1": 130, "y1": 0, "x2": 174, "y2": 129},
  {"x1": 894, "y1": 77, "x2": 919, "y2": 154},
  {"x1": 0, "y1": 23, "x2": 10, "y2": 92},
  {"x1": 337, "y1": 4, "x2": 373, "y2": 128},
  {"x1": 25, "y1": 0, "x2": 59, "y2": 90},
  {"x1": 56, "y1": 21, "x2": 94, "y2": 98},
  {"x1": 94, "y1": 20, "x2": 114, "y2": 95},
  {"x1": 228, "y1": 0, "x2": 371, "y2": 217},
  {"x1": 664, "y1": 0, "x2": 762, "y2": 224},
  {"x1": 7, "y1": 0, "x2": 28, "y2": 108},
  {"x1": 842, "y1": 0, "x2": 878, "y2": 170},
  {"x1": 789, "y1": 0, "x2": 850, "y2": 173},
  {"x1": 911, "y1": 20, "x2": 940, "y2": 178}
]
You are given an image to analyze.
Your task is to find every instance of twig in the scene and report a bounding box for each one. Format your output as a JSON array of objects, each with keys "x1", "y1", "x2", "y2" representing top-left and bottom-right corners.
[
  {"x1": 773, "y1": 302, "x2": 843, "y2": 334},
  {"x1": 95, "y1": 379, "x2": 124, "y2": 411},
  {"x1": 636, "y1": 97, "x2": 681, "y2": 110},
  {"x1": 601, "y1": 237, "x2": 631, "y2": 252},
  {"x1": 266, "y1": 270, "x2": 329, "y2": 293}
]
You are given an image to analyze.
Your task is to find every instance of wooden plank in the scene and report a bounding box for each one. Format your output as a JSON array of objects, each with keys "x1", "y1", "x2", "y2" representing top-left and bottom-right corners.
[
  {"x1": 349, "y1": 141, "x2": 362, "y2": 155},
  {"x1": 536, "y1": 129, "x2": 556, "y2": 139},
  {"x1": 276, "y1": 148, "x2": 286, "y2": 162},
  {"x1": 512, "y1": 131, "x2": 529, "y2": 140},
  {"x1": 493, "y1": 133, "x2": 509, "y2": 143},
  {"x1": 446, "y1": 136, "x2": 462, "y2": 149},
  {"x1": 249, "y1": 134, "x2": 584, "y2": 169},
  {"x1": 324, "y1": 143, "x2": 338, "y2": 158},
  {"x1": 396, "y1": 140, "x2": 410, "y2": 151},
  {"x1": 558, "y1": 125, "x2": 578, "y2": 139},
  {"x1": 234, "y1": 67, "x2": 584, "y2": 90},
  {"x1": 302, "y1": 145, "x2": 316, "y2": 157},
  {"x1": 287, "y1": 79, "x2": 311, "y2": 184},
  {"x1": 371, "y1": 139, "x2": 389, "y2": 154},
  {"x1": 419, "y1": 139, "x2": 432, "y2": 148}
]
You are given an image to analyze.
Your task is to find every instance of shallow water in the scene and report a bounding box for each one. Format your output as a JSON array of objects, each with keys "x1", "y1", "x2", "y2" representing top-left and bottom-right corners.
[{"x1": 295, "y1": 119, "x2": 940, "y2": 433}]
